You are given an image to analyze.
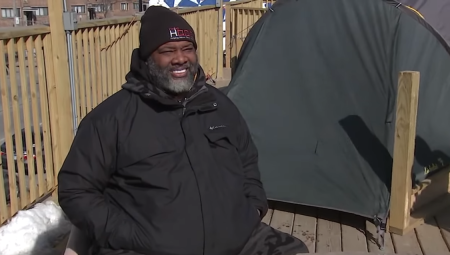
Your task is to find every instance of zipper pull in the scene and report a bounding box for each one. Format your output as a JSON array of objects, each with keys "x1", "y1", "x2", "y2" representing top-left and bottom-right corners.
[{"x1": 181, "y1": 98, "x2": 188, "y2": 116}]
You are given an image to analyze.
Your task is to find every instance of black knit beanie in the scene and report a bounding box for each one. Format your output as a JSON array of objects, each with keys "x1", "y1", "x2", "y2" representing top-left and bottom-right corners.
[{"x1": 138, "y1": 6, "x2": 197, "y2": 60}]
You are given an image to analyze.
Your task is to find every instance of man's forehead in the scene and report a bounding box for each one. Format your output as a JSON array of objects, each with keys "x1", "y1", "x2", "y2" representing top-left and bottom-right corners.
[{"x1": 159, "y1": 41, "x2": 194, "y2": 49}]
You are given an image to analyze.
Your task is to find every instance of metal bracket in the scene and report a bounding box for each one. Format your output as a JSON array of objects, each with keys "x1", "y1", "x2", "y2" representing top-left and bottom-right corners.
[{"x1": 63, "y1": 12, "x2": 78, "y2": 31}]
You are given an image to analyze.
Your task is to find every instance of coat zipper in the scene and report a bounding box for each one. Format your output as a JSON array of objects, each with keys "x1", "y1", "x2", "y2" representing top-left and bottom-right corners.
[{"x1": 181, "y1": 85, "x2": 208, "y2": 116}]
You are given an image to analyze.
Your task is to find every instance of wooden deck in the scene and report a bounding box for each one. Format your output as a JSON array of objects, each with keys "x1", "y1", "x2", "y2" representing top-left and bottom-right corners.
[
  {"x1": 264, "y1": 201, "x2": 450, "y2": 254},
  {"x1": 54, "y1": 200, "x2": 450, "y2": 255}
]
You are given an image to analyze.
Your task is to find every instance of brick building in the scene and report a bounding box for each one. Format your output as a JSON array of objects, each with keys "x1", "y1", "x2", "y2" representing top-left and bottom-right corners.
[{"x1": 0, "y1": 0, "x2": 146, "y2": 27}]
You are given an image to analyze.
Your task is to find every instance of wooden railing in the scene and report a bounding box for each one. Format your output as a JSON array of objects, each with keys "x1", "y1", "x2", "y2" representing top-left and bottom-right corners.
[
  {"x1": 0, "y1": 2, "x2": 244, "y2": 224},
  {"x1": 225, "y1": 5, "x2": 267, "y2": 70},
  {"x1": 71, "y1": 17, "x2": 141, "y2": 123},
  {"x1": 0, "y1": 27, "x2": 58, "y2": 224}
]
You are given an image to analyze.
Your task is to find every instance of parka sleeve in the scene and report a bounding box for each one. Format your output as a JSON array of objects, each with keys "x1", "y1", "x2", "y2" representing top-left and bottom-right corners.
[
  {"x1": 236, "y1": 112, "x2": 269, "y2": 219},
  {"x1": 57, "y1": 118, "x2": 140, "y2": 250}
]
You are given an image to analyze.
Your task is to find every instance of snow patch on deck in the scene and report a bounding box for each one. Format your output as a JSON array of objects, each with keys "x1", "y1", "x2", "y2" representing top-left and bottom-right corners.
[{"x1": 0, "y1": 200, "x2": 71, "y2": 255}]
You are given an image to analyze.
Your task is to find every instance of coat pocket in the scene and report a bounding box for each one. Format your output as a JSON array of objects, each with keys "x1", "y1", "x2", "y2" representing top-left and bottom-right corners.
[{"x1": 204, "y1": 130, "x2": 244, "y2": 178}]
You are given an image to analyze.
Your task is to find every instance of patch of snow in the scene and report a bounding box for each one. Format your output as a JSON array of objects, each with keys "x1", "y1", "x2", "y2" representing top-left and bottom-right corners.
[{"x1": 0, "y1": 200, "x2": 72, "y2": 255}]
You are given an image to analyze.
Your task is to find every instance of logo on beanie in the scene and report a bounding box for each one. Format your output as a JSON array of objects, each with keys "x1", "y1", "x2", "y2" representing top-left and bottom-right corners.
[{"x1": 169, "y1": 27, "x2": 194, "y2": 40}]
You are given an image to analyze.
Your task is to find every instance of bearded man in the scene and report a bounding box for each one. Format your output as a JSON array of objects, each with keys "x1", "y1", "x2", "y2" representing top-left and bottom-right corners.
[{"x1": 58, "y1": 6, "x2": 308, "y2": 255}]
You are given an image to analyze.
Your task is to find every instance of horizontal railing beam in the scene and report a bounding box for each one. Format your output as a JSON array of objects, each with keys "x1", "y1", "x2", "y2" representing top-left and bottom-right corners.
[{"x1": 0, "y1": 26, "x2": 51, "y2": 40}]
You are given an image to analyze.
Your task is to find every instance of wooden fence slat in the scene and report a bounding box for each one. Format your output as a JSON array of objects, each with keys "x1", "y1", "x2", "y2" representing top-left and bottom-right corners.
[
  {"x1": 26, "y1": 36, "x2": 46, "y2": 198},
  {"x1": 0, "y1": 40, "x2": 11, "y2": 223},
  {"x1": 94, "y1": 27, "x2": 102, "y2": 107},
  {"x1": 76, "y1": 31, "x2": 86, "y2": 119},
  {"x1": 83, "y1": 30, "x2": 92, "y2": 115},
  {"x1": 8, "y1": 38, "x2": 28, "y2": 209},
  {"x1": 41, "y1": 34, "x2": 57, "y2": 190},
  {"x1": 25, "y1": 36, "x2": 38, "y2": 201},
  {"x1": 18, "y1": 36, "x2": 36, "y2": 204},
  {"x1": 89, "y1": 28, "x2": 97, "y2": 109},
  {"x1": 35, "y1": 35, "x2": 53, "y2": 192},
  {"x1": 100, "y1": 28, "x2": 108, "y2": 101}
]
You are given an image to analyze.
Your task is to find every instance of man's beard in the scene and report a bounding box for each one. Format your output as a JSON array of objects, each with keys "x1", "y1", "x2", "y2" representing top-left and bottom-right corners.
[{"x1": 147, "y1": 58, "x2": 199, "y2": 95}]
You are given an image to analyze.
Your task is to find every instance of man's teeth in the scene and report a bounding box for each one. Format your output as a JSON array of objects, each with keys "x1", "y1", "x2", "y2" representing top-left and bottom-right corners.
[{"x1": 172, "y1": 69, "x2": 187, "y2": 74}]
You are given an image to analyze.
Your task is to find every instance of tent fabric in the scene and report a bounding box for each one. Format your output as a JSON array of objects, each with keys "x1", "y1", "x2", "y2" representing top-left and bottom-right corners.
[
  {"x1": 399, "y1": 0, "x2": 450, "y2": 47},
  {"x1": 225, "y1": 0, "x2": 450, "y2": 220}
]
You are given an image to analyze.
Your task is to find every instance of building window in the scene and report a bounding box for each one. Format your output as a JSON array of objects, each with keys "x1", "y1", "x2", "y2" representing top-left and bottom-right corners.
[
  {"x1": 72, "y1": 5, "x2": 86, "y2": 13},
  {"x1": 1, "y1": 8, "x2": 20, "y2": 18},
  {"x1": 34, "y1": 7, "x2": 48, "y2": 16},
  {"x1": 92, "y1": 4, "x2": 105, "y2": 12},
  {"x1": 134, "y1": 3, "x2": 140, "y2": 10},
  {"x1": 121, "y1": 3, "x2": 129, "y2": 11}
]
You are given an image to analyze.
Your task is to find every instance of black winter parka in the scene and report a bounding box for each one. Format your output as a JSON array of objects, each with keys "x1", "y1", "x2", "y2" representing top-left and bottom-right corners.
[{"x1": 58, "y1": 49, "x2": 269, "y2": 255}]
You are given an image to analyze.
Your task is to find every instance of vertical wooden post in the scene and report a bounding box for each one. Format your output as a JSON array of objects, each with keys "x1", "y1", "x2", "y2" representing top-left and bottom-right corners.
[
  {"x1": 389, "y1": 71, "x2": 420, "y2": 235},
  {"x1": 225, "y1": 3, "x2": 232, "y2": 68},
  {"x1": 216, "y1": 2, "x2": 224, "y2": 79},
  {"x1": 46, "y1": 1, "x2": 74, "y2": 178}
]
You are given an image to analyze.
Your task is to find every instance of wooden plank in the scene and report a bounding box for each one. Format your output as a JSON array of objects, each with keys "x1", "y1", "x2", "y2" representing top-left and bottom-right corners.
[
  {"x1": 172, "y1": 5, "x2": 218, "y2": 15},
  {"x1": 216, "y1": 2, "x2": 224, "y2": 79},
  {"x1": 0, "y1": 26, "x2": 50, "y2": 40},
  {"x1": 0, "y1": 39, "x2": 11, "y2": 223},
  {"x1": 8, "y1": 38, "x2": 28, "y2": 209},
  {"x1": 224, "y1": 3, "x2": 232, "y2": 68},
  {"x1": 415, "y1": 217, "x2": 450, "y2": 254},
  {"x1": 366, "y1": 220, "x2": 395, "y2": 253},
  {"x1": 26, "y1": 36, "x2": 46, "y2": 199},
  {"x1": 76, "y1": 31, "x2": 86, "y2": 119},
  {"x1": 435, "y1": 207, "x2": 450, "y2": 251},
  {"x1": 341, "y1": 213, "x2": 367, "y2": 252},
  {"x1": 389, "y1": 71, "x2": 420, "y2": 235},
  {"x1": 316, "y1": 208, "x2": 341, "y2": 252},
  {"x1": 47, "y1": 0, "x2": 76, "y2": 171},
  {"x1": 77, "y1": 16, "x2": 139, "y2": 29},
  {"x1": 36, "y1": 35, "x2": 54, "y2": 191},
  {"x1": 42, "y1": 35, "x2": 57, "y2": 190},
  {"x1": 269, "y1": 202, "x2": 295, "y2": 234},
  {"x1": 18, "y1": 36, "x2": 36, "y2": 204},
  {"x1": 230, "y1": 6, "x2": 266, "y2": 11},
  {"x1": 407, "y1": 194, "x2": 450, "y2": 233},
  {"x1": 312, "y1": 253, "x2": 397, "y2": 255},
  {"x1": 391, "y1": 230, "x2": 422, "y2": 254},
  {"x1": 292, "y1": 205, "x2": 317, "y2": 252}
]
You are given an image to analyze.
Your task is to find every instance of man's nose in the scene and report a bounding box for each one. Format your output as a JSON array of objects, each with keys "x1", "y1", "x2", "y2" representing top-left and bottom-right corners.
[{"x1": 171, "y1": 50, "x2": 188, "y2": 65}]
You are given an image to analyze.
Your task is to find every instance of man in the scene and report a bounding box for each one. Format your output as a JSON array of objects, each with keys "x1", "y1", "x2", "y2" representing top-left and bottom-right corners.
[{"x1": 58, "y1": 6, "x2": 308, "y2": 255}]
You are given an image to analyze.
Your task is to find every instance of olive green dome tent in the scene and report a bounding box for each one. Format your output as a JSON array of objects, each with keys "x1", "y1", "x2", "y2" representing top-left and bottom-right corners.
[{"x1": 225, "y1": 0, "x2": 450, "y2": 231}]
